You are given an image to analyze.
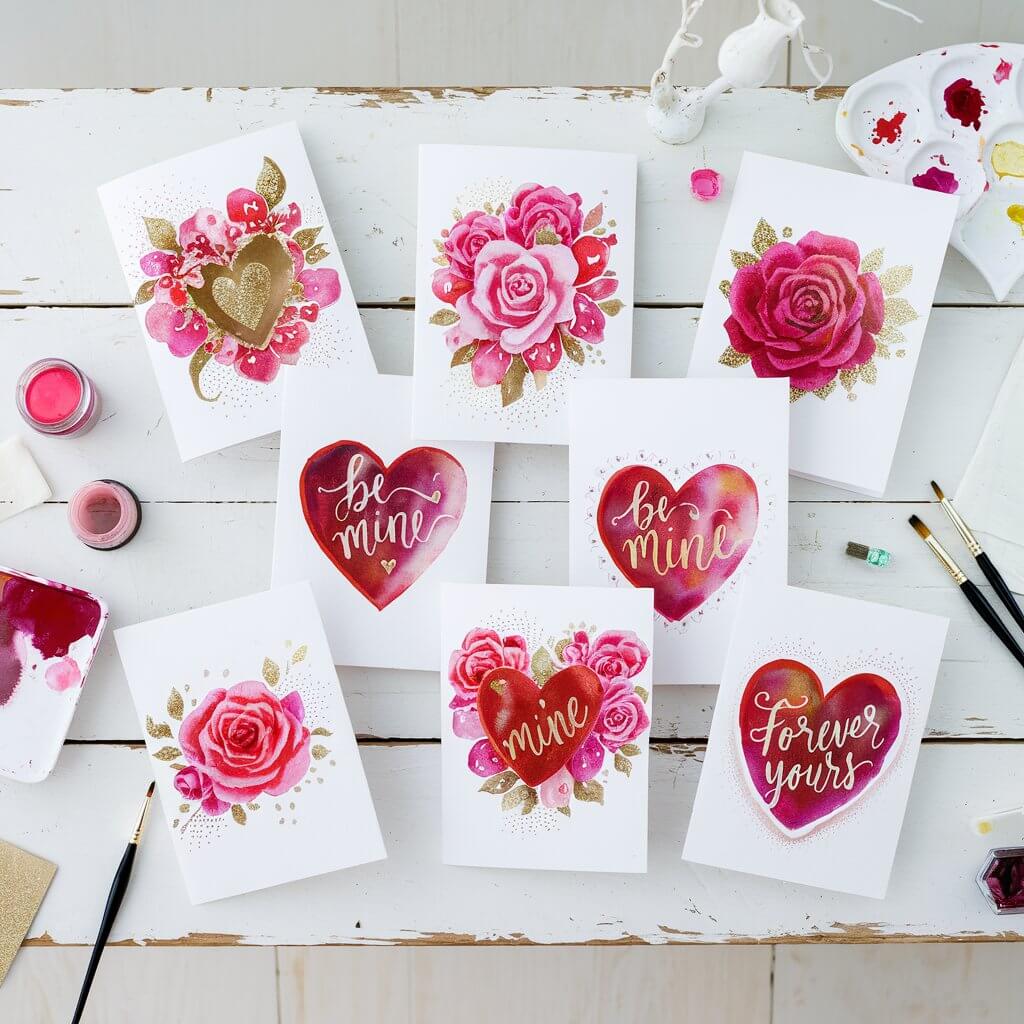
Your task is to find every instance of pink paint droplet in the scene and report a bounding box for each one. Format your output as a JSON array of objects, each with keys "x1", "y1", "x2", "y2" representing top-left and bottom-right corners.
[
  {"x1": 994, "y1": 59, "x2": 1013, "y2": 85},
  {"x1": 45, "y1": 656, "x2": 82, "y2": 692},
  {"x1": 690, "y1": 168, "x2": 722, "y2": 202},
  {"x1": 871, "y1": 110, "x2": 906, "y2": 145},
  {"x1": 912, "y1": 166, "x2": 959, "y2": 194}
]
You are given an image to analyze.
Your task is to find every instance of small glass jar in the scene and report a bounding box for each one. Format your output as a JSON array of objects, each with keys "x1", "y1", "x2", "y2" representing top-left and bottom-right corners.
[
  {"x1": 16, "y1": 358, "x2": 100, "y2": 437},
  {"x1": 977, "y1": 847, "x2": 1024, "y2": 914}
]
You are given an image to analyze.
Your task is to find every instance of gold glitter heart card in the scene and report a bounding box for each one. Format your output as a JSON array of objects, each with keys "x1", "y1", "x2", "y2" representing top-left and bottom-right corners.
[
  {"x1": 0, "y1": 839, "x2": 55, "y2": 985},
  {"x1": 99, "y1": 123, "x2": 375, "y2": 462}
]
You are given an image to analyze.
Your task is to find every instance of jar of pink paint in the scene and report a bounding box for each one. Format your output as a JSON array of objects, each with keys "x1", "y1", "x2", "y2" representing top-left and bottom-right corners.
[
  {"x1": 68, "y1": 480, "x2": 142, "y2": 551},
  {"x1": 16, "y1": 358, "x2": 101, "y2": 437}
]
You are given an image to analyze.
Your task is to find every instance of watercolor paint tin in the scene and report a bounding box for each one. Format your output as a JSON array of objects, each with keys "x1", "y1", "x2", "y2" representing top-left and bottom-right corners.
[
  {"x1": 836, "y1": 42, "x2": 1024, "y2": 301},
  {"x1": 0, "y1": 566, "x2": 108, "y2": 783},
  {"x1": 16, "y1": 358, "x2": 101, "y2": 438}
]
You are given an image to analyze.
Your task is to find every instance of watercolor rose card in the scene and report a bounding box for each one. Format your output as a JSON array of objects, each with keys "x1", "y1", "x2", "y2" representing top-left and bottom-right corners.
[
  {"x1": 441, "y1": 583, "x2": 654, "y2": 873},
  {"x1": 569, "y1": 378, "x2": 788, "y2": 685},
  {"x1": 272, "y1": 369, "x2": 493, "y2": 670},
  {"x1": 115, "y1": 583, "x2": 385, "y2": 904},
  {"x1": 688, "y1": 153, "x2": 957, "y2": 496},
  {"x1": 99, "y1": 122, "x2": 374, "y2": 462},
  {"x1": 683, "y1": 583, "x2": 948, "y2": 898},
  {"x1": 412, "y1": 144, "x2": 637, "y2": 445}
]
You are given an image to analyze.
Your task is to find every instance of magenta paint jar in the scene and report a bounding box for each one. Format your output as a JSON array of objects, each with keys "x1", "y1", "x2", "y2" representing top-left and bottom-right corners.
[
  {"x1": 68, "y1": 480, "x2": 142, "y2": 551},
  {"x1": 16, "y1": 358, "x2": 101, "y2": 437}
]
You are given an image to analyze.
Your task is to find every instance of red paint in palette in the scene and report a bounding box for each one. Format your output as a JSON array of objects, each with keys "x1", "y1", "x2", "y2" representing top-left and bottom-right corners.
[
  {"x1": 871, "y1": 110, "x2": 906, "y2": 145},
  {"x1": 16, "y1": 358, "x2": 100, "y2": 437}
]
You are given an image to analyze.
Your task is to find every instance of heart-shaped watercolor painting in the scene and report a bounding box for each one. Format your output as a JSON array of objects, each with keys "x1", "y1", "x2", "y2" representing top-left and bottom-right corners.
[
  {"x1": 300, "y1": 442, "x2": 467, "y2": 610},
  {"x1": 597, "y1": 464, "x2": 759, "y2": 622},
  {"x1": 738, "y1": 659, "x2": 903, "y2": 836},
  {"x1": 477, "y1": 665, "x2": 603, "y2": 788}
]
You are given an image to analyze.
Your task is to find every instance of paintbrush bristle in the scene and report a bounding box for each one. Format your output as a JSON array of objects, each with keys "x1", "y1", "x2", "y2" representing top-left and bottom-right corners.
[
  {"x1": 908, "y1": 514, "x2": 931, "y2": 540},
  {"x1": 930, "y1": 480, "x2": 945, "y2": 501},
  {"x1": 145, "y1": 781, "x2": 155, "y2": 798}
]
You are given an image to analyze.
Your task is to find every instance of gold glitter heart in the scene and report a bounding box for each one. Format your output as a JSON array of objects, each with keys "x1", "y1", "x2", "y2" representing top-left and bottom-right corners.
[
  {"x1": 380, "y1": 559, "x2": 396, "y2": 575},
  {"x1": 212, "y1": 262, "x2": 270, "y2": 332}
]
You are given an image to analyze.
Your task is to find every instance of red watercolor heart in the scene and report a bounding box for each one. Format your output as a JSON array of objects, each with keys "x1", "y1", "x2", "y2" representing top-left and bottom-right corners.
[
  {"x1": 738, "y1": 659, "x2": 903, "y2": 835},
  {"x1": 300, "y1": 442, "x2": 467, "y2": 610},
  {"x1": 477, "y1": 665, "x2": 603, "y2": 788},
  {"x1": 597, "y1": 464, "x2": 759, "y2": 622}
]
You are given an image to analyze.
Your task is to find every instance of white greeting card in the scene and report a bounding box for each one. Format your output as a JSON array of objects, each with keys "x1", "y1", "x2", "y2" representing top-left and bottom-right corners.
[
  {"x1": 683, "y1": 583, "x2": 948, "y2": 899},
  {"x1": 115, "y1": 583, "x2": 385, "y2": 904},
  {"x1": 688, "y1": 153, "x2": 957, "y2": 496},
  {"x1": 272, "y1": 370, "x2": 493, "y2": 670},
  {"x1": 412, "y1": 144, "x2": 637, "y2": 445},
  {"x1": 99, "y1": 123, "x2": 374, "y2": 461},
  {"x1": 441, "y1": 583, "x2": 653, "y2": 873},
  {"x1": 569, "y1": 378, "x2": 789, "y2": 685}
]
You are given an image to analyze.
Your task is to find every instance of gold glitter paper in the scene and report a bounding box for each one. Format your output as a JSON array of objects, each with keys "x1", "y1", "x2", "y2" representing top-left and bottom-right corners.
[
  {"x1": 311, "y1": 745, "x2": 330, "y2": 760},
  {"x1": 0, "y1": 840, "x2": 55, "y2": 986},
  {"x1": 730, "y1": 249, "x2": 758, "y2": 269},
  {"x1": 134, "y1": 280, "x2": 156, "y2": 305},
  {"x1": 879, "y1": 265, "x2": 913, "y2": 295},
  {"x1": 838, "y1": 368, "x2": 858, "y2": 392},
  {"x1": 255, "y1": 156, "x2": 286, "y2": 209},
  {"x1": 718, "y1": 345, "x2": 750, "y2": 368},
  {"x1": 884, "y1": 297, "x2": 919, "y2": 328},
  {"x1": 789, "y1": 386, "x2": 806, "y2": 403},
  {"x1": 751, "y1": 218, "x2": 778, "y2": 256},
  {"x1": 813, "y1": 380, "x2": 837, "y2": 400},
  {"x1": 292, "y1": 226, "x2": 322, "y2": 251},
  {"x1": 262, "y1": 658, "x2": 280, "y2": 687},
  {"x1": 167, "y1": 688, "x2": 184, "y2": 720},
  {"x1": 231, "y1": 805, "x2": 247, "y2": 826},
  {"x1": 860, "y1": 247, "x2": 884, "y2": 274},
  {"x1": 212, "y1": 262, "x2": 271, "y2": 332},
  {"x1": 143, "y1": 216, "x2": 180, "y2": 252},
  {"x1": 719, "y1": 279, "x2": 731, "y2": 299}
]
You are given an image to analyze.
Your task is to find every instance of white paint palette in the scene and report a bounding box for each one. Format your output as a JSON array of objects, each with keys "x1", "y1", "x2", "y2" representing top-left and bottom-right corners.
[{"x1": 836, "y1": 42, "x2": 1024, "y2": 301}]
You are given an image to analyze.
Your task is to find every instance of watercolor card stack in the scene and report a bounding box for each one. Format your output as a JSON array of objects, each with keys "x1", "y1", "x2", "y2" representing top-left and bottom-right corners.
[
  {"x1": 115, "y1": 583, "x2": 385, "y2": 904},
  {"x1": 569, "y1": 378, "x2": 789, "y2": 684},
  {"x1": 100, "y1": 122, "x2": 374, "y2": 461},
  {"x1": 683, "y1": 582, "x2": 948, "y2": 898},
  {"x1": 441, "y1": 583, "x2": 654, "y2": 874},
  {"x1": 688, "y1": 152, "x2": 958, "y2": 496},
  {"x1": 412, "y1": 144, "x2": 638, "y2": 445}
]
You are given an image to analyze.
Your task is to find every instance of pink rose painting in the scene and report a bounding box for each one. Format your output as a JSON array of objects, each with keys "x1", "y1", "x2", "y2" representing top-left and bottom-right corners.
[
  {"x1": 429, "y1": 184, "x2": 624, "y2": 407},
  {"x1": 718, "y1": 220, "x2": 917, "y2": 401},
  {"x1": 136, "y1": 155, "x2": 343, "y2": 400},
  {"x1": 448, "y1": 624, "x2": 650, "y2": 816}
]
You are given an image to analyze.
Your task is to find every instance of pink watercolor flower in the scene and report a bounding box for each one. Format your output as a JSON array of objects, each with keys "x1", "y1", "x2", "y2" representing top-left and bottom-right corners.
[
  {"x1": 595, "y1": 679, "x2": 650, "y2": 752},
  {"x1": 178, "y1": 208, "x2": 240, "y2": 264},
  {"x1": 173, "y1": 765, "x2": 230, "y2": 817},
  {"x1": 724, "y1": 230, "x2": 885, "y2": 392},
  {"x1": 448, "y1": 627, "x2": 529, "y2": 706},
  {"x1": 226, "y1": 188, "x2": 302, "y2": 236},
  {"x1": 451, "y1": 705, "x2": 485, "y2": 739},
  {"x1": 178, "y1": 681, "x2": 311, "y2": 805},
  {"x1": 145, "y1": 302, "x2": 209, "y2": 357},
  {"x1": 468, "y1": 737, "x2": 504, "y2": 777},
  {"x1": 568, "y1": 732, "x2": 605, "y2": 782},
  {"x1": 585, "y1": 631, "x2": 650, "y2": 684},
  {"x1": 504, "y1": 184, "x2": 583, "y2": 247},
  {"x1": 140, "y1": 250, "x2": 206, "y2": 307},
  {"x1": 44, "y1": 656, "x2": 81, "y2": 692},
  {"x1": 443, "y1": 210, "x2": 505, "y2": 281},
  {"x1": 539, "y1": 766, "x2": 573, "y2": 808}
]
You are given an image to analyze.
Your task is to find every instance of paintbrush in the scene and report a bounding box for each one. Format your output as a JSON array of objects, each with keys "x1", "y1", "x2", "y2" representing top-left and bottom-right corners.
[
  {"x1": 931, "y1": 480, "x2": 1024, "y2": 634},
  {"x1": 908, "y1": 515, "x2": 1024, "y2": 671},
  {"x1": 70, "y1": 781, "x2": 155, "y2": 1024}
]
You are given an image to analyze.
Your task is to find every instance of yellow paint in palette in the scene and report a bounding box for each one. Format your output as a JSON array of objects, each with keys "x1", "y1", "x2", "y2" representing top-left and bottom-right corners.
[
  {"x1": 992, "y1": 140, "x2": 1024, "y2": 181},
  {"x1": 1008, "y1": 205, "x2": 1024, "y2": 238}
]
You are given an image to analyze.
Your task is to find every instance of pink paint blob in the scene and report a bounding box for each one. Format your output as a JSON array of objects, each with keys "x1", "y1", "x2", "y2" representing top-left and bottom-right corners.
[
  {"x1": 994, "y1": 58, "x2": 1013, "y2": 84},
  {"x1": 871, "y1": 110, "x2": 906, "y2": 145},
  {"x1": 45, "y1": 657, "x2": 82, "y2": 692},
  {"x1": 16, "y1": 358, "x2": 100, "y2": 437},
  {"x1": 912, "y1": 166, "x2": 959, "y2": 194},
  {"x1": 944, "y1": 77, "x2": 986, "y2": 130},
  {"x1": 690, "y1": 168, "x2": 722, "y2": 201},
  {"x1": 68, "y1": 480, "x2": 141, "y2": 551}
]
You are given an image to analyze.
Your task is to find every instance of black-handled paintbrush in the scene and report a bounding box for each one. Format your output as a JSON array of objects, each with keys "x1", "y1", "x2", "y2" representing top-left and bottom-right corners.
[
  {"x1": 908, "y1": 515, "x2": 1024, "y2": 671},
  {"x1": 931, "y1": 480, "x2": 1024, "y2": 635},
  {"x1": 70, "y1": 781, "x2": 154, "y2": 1024}
]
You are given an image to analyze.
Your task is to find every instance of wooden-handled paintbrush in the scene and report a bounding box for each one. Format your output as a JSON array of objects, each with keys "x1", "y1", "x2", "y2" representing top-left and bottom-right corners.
[{"x1": 931, "y1": 480, "x2": 1024, "y2": 634}]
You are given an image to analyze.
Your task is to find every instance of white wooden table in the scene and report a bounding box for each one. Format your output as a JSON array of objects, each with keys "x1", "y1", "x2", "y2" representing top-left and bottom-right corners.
[{"x1": 1, "y1": 86, "x2": 1022, "y2": 947}]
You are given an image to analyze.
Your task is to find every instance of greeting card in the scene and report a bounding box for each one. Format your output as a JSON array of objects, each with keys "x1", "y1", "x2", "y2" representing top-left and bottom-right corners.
[
  {"x1": 688, "y1": 153, "x2": 957, "y2": 496},
  {"x1": 441, "y1": 583, "x2": 653, "y2": 873},
  {"x1": 99, "y1": 123, "x2": 374, "y2": 461},
  {"x1": 569, "y1": 378, "x2": 788, "y2": 685},
  {"x1": 115, "y1": 583, "x2": 385, "y2": 904},
  {"x1": 412, "y1": 144, "x2": 637, "y2": 445},
  {"x1": 682, "y1": 583, "x2": 948, "y2": 898},
  {"x1": 272, "y1": 370, "x2": 493, "y2": 670}
]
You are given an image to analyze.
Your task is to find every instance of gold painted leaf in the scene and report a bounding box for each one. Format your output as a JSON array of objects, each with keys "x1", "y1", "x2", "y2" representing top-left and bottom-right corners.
[
  {"x1": 877, "y1": 323, "x2": 905, "y2": 347},
  {"x1": 884, "y1": 297, "x2": 918, "y2": 327},
  {"x1": 790, "y1": 386, "x2": 807, "y2": 403},
  {"x1": 429, "y1": 308, "x2": 459, "y2": 327},
  {"x1": 592, "y1": 227, "x2": 606, "y2": 236},
  {"x1": 255, "y1": 156, "x2": 286, "y2": 209},
  {"x1": 556, "y1": 805, "x2": 571, "y2": 817},
  {"x1": 292, "y1": 226, "x2": 322, "y2": 250},
  {"x1": 813, "y1": 379, "x2": 837, "y2": 400},
  {"x1": 582, "y1": 203, "x2": 603, "y2": 232},
  {"x1": 731, "y1": 249, "x2": 758, "y2": 269},
  {"x1": 134, "y1": 280, "x2": 156, "y2": 305},
  {"x1": 533, "y1": 227, "x2": 560, "y2": 245},
  {"x1": 634, "y1": 685, "x2": 649, "y2": 704},
  {"x1": 143, "y1": 216, "x2": 179, "y2": 251},
  {"x1": 879, "y1": 265, "x2": 913, "y2": 295},
  {"x1": 153, "y1": 746, "x2": 182, "y2": 761},
  {"x1": 597, "y1": 299, "x2": 623, "y2": 317},
  {"x1": 718, "y1": 345, "x2": 750, "y2": 369},
  {"x1": 483, "y1": 201, "x2": 494, "y2": 214},
  {"x1": 620, "y1": 742, "x2": 642, "y2": 757},
  {"x1": 291, "y1": 644, "x2": 308, "y2": 664},
  {"x1": 167, "y1": 689, "x2": 184, "y2": 721},
  {"x1": 860, "y1": 360, "x2": 878, "y2": 384},
  {"x1": 170, "y1": 763, "x2": 187, "y2": 771},
  {"x1": 531, "y1": 646, "x2": 556, "y2": 687},
  {"x1": 231, "y1": 804, "x2": 247, "y2": 826},
  {"x1": 188, "y1": 344, "x2": 219, "y2": 403},
  {"x1": 246, "y1": 802, "x2": 260, "y2": 811},
  {"x1": 861, "y1": 247, "x2": 885, "y2": 274},
  {"x1": 146, "y1": 716, "x2": 173, "y2": 740},
  {"x1": 311, "y1": 727, "x2": 333, "y2": 737},
  {"x1": 450, "y1": 342, "x2": 478, "y2": 367},
  {"x1": 305, "y1": 244, "x2": 329, "y2": 265},
  {"x1": 312, "y1": 744, "x2": 330, "y2": 760},
  {"x1": 532, "y1": 370, "x2": 548, "y2": 391},
  {"x1": 838, "y1": 368, "x2": 858, "y2": 392},
  {"x1": 263, "y1": 658, "x2": 280, "y2": 688},
  {"x1": 573, "y1": 779, "x2": 604, "y2": 805},
  {"x1": 479, "y1": 770, "x2": 519, "y2": 795},
  {"x1": 751, "y1": 218, "x2": 778, "y2": 256},
  {"x1": 561, "y1": 332, "x2": 586, "y2": 366},
  {"x1": 500, "y1": 355, "x2": 527, "y2": 408},
  {"x1": 875, "y1": 341, "x2": 891, "y2": 360},
  {"x1": 614, "y1": 752, "x2": 632, "y2": 777},
  {"x1": 554, "y1": 637, "x2": 570, "y2": 661},
  {"x1": 719, "y1": 279, "x2": 731, "y2": 299},
  {"x1": 432, "y1": 254, "x2": 449, "y2": 266},
  {"x1": 502, "y1": 784, "x2": 538, "y2": 815}
]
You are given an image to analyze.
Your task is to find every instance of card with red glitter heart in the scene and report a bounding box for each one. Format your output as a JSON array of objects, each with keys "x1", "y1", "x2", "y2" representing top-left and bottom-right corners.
[
  {"x1": 441, "y1": 583, "x2": 653, "y2": 873},
  {"x1": 569, "y1": 378, "x2": 789, "y2": 685},
  {"x1": 683, "y1": 583, "x2": 948, "y2": 899}
]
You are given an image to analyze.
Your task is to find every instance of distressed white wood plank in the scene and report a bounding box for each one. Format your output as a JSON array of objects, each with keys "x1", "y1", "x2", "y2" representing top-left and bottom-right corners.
[
  {"x1": 3, "y1": 306, "x2": 1020, "y2": 504},
  {"x1": 0, "y1": 88, "x2": 1017, "y2": 307},
  {"x1": 0, "y1": 947, "x2": 278, "y2": 1023},
  {"x1": 278, "y1": 945, "x2": 772, "y2": 1023},
  {"x1": 773, "y1": 944, "x2": 1024, "y2": 1022},
  {"x1": 2, "y1": 500, "x2": 1019, "y2": 743},
  {"x1": 4, "y1": 741, "x2": 1019, "y2": 944}
]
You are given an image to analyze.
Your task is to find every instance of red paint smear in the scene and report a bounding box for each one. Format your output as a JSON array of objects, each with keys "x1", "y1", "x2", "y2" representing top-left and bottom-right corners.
[
  {"x1": 944, "y1": 77, "x2": 986, "y2": 130},
  {"x1": 994, "y1": 59, "x2": 1012, "y2": 85},
  {"x1": 912, "y1": 166, "x2": 959, "y2": 194},
  {"x1": 871, "y1": 110, "x2": 906, "y2": 145}
]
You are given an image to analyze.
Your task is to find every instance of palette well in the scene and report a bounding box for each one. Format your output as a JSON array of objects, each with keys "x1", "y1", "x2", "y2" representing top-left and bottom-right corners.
[
  {"x1": 0, "y1": 567, "x2": 108, "y2": 783},
  {"x1": 836, "y1": 42, "x2": 1024, "y2": 301}
]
